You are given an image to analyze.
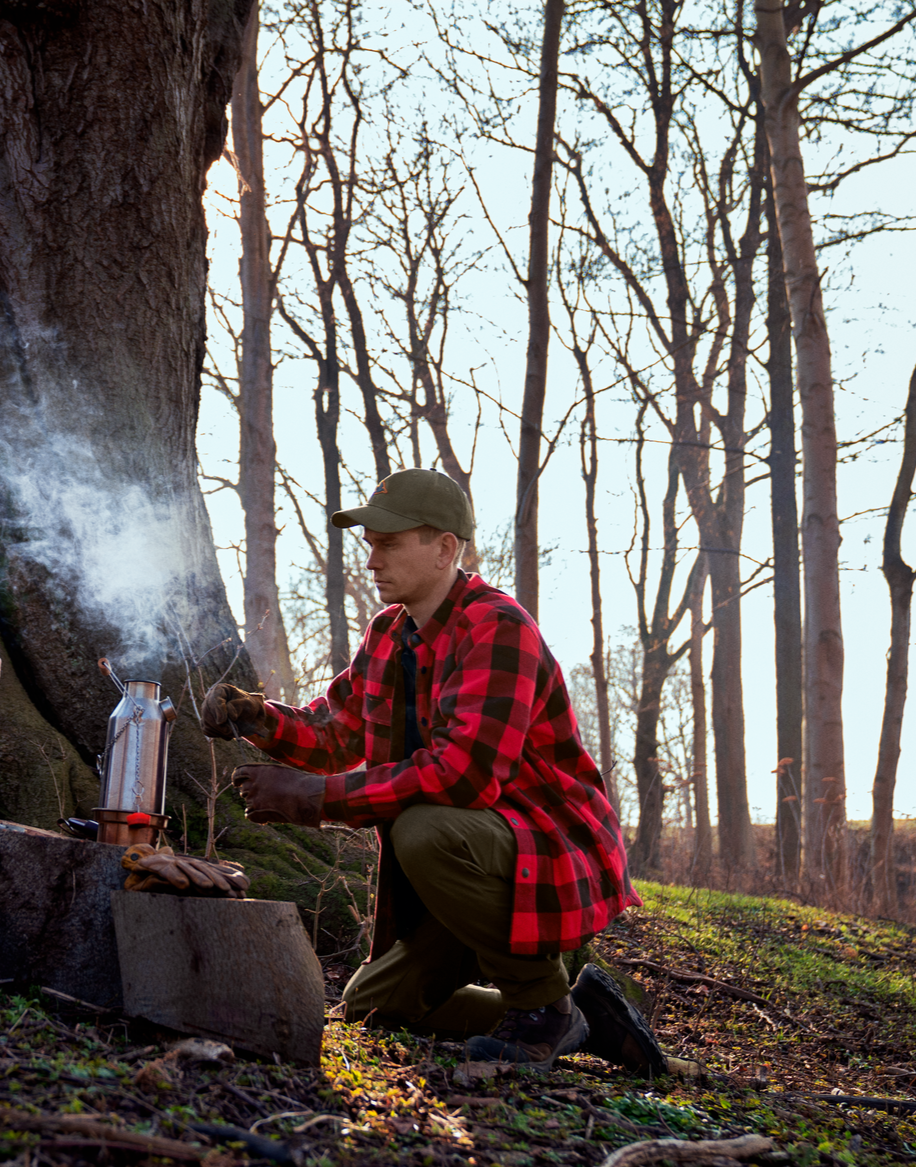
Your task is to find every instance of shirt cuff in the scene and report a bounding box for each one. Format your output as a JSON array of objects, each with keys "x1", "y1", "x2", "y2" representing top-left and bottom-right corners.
[{"x1": 322, "y1": 773, "x2": 350, "y2": 821}]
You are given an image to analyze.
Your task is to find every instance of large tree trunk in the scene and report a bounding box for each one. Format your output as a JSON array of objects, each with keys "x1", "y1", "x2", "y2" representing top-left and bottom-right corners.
[
  {"x1": 871, "y1": 364, "x2": 916, "y2": 916},
  {"x1": 515, "y1": 0, "x2": 564, "y2": 620},
  {"x1": 232, "y1": 3, "x2": 296, "y2": 702},
  {"x1": 756, "y1": 1, "x2": 847, "y2": 894},
  {"x1": 765, "y1": 171, "x2": 803, "y2": 884},
  {"x1": 0, "y1": 1, "x2": 257, "y2": 823}
]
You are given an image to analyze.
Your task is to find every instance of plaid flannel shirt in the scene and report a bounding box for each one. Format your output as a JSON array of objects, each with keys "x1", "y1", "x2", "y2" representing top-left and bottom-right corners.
[{"x1": 261, "y1": 572, "x2": 640, "y2": 957}]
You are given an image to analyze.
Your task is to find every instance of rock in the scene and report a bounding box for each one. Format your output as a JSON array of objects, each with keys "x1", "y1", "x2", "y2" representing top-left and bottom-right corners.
[
  {"x1": 111, "y1": 891, "x2": 324, "y2": 1066},
  {"x1": 0, "y1": 821, "x2": 126, "y2": 1007}
]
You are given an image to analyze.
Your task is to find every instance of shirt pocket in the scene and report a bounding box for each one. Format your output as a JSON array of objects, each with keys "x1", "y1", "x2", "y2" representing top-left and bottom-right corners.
[{"x1": 363, "y1": 685, "x2": 392, "y2": 723}]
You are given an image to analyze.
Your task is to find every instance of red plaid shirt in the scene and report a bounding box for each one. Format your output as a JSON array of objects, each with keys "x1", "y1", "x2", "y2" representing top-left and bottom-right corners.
[{"x1": 262, "y1": 572, "x2": 640, "y2": 956}]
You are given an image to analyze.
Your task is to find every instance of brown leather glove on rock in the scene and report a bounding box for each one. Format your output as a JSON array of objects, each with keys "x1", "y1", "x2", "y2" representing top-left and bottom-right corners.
[
  {"x1": 121, "y1": 845, "x2": 251, "y2": 899},
  {"x1": 201, "y1": 683, "x2": 272, "y2": 740},
  {"x1": 231, "y1": 763, "x2": 325, "y2": 827}
]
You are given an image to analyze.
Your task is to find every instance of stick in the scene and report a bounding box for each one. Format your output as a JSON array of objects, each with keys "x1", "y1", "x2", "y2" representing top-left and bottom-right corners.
[
  {"x1": 1, "y1": 1110, "x2": 209, "y2": 1161},
  {"x1": 601, "y1": 1134, "x2": 773, "y2": 1166}
]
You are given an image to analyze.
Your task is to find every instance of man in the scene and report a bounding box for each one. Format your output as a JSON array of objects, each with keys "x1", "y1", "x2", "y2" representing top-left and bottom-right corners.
[{"x1": 203, "y1": 468, "x2": 664, "y2": 1075}]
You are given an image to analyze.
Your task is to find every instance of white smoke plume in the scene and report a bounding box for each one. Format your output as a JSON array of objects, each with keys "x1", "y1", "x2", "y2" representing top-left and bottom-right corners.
[{"x1": 3, "y1": 430, "x2": 214, "y2": 674}]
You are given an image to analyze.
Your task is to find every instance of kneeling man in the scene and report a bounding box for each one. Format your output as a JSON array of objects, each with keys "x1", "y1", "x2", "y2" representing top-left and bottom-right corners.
[{"x1": 203, "y1": 469, "x2": 662, "y2": 1074}]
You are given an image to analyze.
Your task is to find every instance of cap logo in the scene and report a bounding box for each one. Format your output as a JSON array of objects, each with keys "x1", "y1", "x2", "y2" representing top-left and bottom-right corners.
[{"x1": 372, "y1": 481, "x2": 388, "y2": 496}]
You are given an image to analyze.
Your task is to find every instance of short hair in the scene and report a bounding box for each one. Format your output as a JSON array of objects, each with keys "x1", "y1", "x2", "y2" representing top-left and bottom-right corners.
[{"x1": 416, "y1": 525, "x2": 467, "y2": 567}]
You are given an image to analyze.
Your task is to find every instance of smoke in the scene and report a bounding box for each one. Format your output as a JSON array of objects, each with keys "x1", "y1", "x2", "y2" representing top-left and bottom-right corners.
[{"x1": 3, "y1": 430, "x2": 214, "y2": 674}]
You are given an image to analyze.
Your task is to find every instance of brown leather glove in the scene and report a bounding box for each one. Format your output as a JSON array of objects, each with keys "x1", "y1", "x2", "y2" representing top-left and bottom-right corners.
[
  {"x1": 201, "y1": 683, "x2": 270, "y2": 740},
  {"x1": 231, "y1": 763, "x2": 325, "y2": 827},
  {"x1": 121, "y1": 845, "x2": 251, "y2": 899}
]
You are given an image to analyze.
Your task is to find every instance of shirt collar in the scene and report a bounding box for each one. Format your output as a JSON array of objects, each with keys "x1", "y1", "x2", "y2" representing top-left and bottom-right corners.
[{"x1": 385, "y1": 571, "x2": 471, "y2": 647}]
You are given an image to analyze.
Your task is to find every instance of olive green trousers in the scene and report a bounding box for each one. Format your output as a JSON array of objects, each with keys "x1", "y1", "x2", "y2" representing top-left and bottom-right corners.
[{"x1": 341, "y1": 804, "x2": 569, "y2": 1039}]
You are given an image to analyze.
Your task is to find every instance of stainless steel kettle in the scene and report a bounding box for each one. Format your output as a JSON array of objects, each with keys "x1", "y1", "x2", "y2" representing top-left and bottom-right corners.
[{"x1": 95, "y1": 669, "x2": 177, "y2": 846}]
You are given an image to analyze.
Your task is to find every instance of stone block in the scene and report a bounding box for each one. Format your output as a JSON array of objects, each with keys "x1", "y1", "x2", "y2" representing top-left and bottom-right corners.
[
  {"x1": 0, "y1": 821, "x2": 126, "y2": 1008},
  {"x1": 111, "y1": 891, "x2": 324, "y2": 1066}
]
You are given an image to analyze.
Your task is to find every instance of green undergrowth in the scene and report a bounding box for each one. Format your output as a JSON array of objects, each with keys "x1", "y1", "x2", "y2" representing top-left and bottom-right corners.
[{"x1": 2, "y1": 882, "x2": 915, "y2": 1165}]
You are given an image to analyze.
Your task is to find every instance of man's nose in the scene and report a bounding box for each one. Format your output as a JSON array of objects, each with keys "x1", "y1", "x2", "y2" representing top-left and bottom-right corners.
[{"x1": 366, "y1": 547, "x2": 381, "y2": 570}]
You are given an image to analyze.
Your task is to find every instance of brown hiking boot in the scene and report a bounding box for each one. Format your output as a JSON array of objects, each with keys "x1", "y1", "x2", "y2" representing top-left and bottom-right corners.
[
  {"x1": 571, "y1": 963, "x2": 667, "y2": 1076},
  {"x1": 465, "y1": 994, "x2": 589, "y2": 1073}
]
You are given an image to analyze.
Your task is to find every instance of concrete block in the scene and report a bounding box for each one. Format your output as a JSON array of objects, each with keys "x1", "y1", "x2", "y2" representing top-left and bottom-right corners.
[
  {"x1": 0, "y1": 821, "x2": 126, "y2": 1008},
  {"x1": 111, "y1": 891, "x2": 324, "y2": 1066}
]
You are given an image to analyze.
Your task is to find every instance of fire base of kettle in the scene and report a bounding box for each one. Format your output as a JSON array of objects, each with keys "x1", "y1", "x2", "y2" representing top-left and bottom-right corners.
[{"x1": 93, "y1": 809, "x2": 169, "y2": 847}]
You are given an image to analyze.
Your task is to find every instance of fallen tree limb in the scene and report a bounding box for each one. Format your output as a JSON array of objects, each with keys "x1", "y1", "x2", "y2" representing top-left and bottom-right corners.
[
  {"x1": 616, "y1": 960, "x2": 775, "y2": 1007},
  {"x1": 788, "y1": 1092, "x2": 916, "y2": 1113},
  {"x1": 0, "y1": 1108, "x2": 208, "y2": 1161},
  {"x1": 617, "y1": 959, "x2": 812, "y2": 1030},
  {"x1": 601, "y1": 1133, "x2": 773, "y2": 1166}
]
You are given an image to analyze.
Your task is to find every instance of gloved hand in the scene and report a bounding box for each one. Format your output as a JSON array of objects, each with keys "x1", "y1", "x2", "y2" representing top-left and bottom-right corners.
[
  {"x1": 201, "y1": 683, "x2": 271, "y2": 740},
  {"x1": 121, "y1": 845, "x2": 251, "y2": 898},
  {"x1": 231, "y1": 763, "x2": 325, "y2": 827}
]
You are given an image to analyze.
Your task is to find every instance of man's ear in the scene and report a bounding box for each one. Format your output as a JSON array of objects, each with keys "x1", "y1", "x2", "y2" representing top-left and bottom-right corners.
[{"x1": 437, "y1": 531, "x2": 459, "y2": 569}]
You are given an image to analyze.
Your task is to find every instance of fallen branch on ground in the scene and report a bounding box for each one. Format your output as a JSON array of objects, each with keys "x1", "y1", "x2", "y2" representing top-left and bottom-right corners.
[
  {"x1": 601, "y1": 1133, "x2": 773, "y2": 1166},
  {"x1": 0, "y1": 1108, "x2": 208, "y2": 1161},
  {"x1": 617, "y1": 959, "x2": 812, "y2": 1030}
]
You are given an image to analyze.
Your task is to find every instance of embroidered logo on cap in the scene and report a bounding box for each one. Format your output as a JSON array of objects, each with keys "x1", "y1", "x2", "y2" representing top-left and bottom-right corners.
[{"x1": 372, "y1": 481, "x2": 389, "y2": 496}]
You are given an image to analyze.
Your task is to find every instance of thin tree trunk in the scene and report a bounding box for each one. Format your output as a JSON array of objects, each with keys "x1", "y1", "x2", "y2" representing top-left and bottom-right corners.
[
  {"x1": 756, "y1": 0, "x2": 847, "y2": 894},
  {"x1": 277, "y1": 292, "x2": 349, "y2": 674},
  {"x1": 515, "y1": 0, "x2": 564, "y2": 619},
  {"x1": 232, "y1": 4, "x2": 296, "y2": 701},
  {"x1": 633, "y1": 653, "x2": 668, "y2": 872},
  {"x1": 871, "y1": 364, "x2": 916, "y2": 916},
  {"x1": 578, "y1": 349, "x2": 617, "y2": 813},
  {"x1": 689, "y1": 559, "x2": 712, "y2": 878},
  {"x1": 708, "y1": 557, "x2": 754, "y2": 868},
  {"x1": 765, "y1": 168, "x2": 803, "y2": 884}
]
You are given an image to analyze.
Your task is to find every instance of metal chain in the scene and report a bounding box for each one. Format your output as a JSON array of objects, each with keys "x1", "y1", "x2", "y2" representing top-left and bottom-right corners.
[{"x1": 98, "y1": 705, "x2": 144, "y2": 777}]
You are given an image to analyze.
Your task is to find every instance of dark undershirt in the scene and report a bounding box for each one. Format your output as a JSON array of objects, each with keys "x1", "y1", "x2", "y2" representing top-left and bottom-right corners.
[{"x1": 401, "y1": 615, "x2": 424, "y2": 759}]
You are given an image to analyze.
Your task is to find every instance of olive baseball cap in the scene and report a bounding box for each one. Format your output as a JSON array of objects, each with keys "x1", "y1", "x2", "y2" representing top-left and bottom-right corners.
[{"x1": 331, "y1": 468, "x2": 474, "y2": 540}]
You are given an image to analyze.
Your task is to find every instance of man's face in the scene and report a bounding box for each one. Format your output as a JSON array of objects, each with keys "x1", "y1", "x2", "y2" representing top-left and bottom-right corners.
[{"x1": 363, "y1": 528, "x2": 444, "y2": 609}]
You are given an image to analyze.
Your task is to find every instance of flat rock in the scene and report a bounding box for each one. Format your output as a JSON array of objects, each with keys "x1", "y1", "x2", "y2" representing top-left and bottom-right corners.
[
  {"x1": 0, "y1": 821, "x2": 127, "y2": 1008},
  {"x1": 111, "y1": 891, "x2": 324, "y2": 1066}
]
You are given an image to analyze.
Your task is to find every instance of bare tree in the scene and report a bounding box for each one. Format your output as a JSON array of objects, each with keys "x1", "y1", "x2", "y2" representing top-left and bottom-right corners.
[
  {"x1": 554, "y1": 0, "x2": 766, "y2": 869},
  {"x1": 515, "y1": 0, "x2": 565, "y2": 619},
  {"x1": 230, "y1": 3, "x2": 296, "y2": 701},
  {"x1": 688, "y1": 559, "x2": 713, "y2": 877},
  {"x1": 755, "y1": 0, "x2": 916, "y2": 893},
  {"x1": 271, "y1": 0, "x2": 403, "y2": 669},
  {"x1": 871, "y1": 365, "x2": 916, "y2": 916},
  {"x1": 764, "y1": 163, "x2": 803, "y2": 884}
]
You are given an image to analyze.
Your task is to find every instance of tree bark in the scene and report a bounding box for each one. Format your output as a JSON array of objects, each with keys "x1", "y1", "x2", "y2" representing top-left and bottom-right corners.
[
  {"x1": 871, "y1": 364, "x2": 916, "y2": 916},
  {"x1": 515, "y1": 0, "x2": 564, "y2": 620},
  {"x1": 765, "y1": 167, "x2": 803, "y2": 884},
  {"x1": 628, "y1": 411, "x2": 698, "y2": 875},
  {"x1": 232, "y1": 2, "x2": 296, "y2": 702},
  {"x1": 756, "y1": 0, "x2": 847, "y2": 894},
  {"x1": 0, "y1": 1, "x2": 257, "y2": 820},
  {"x1": 689, "y1": 560, "x2": 712, "y2": 878},
  {"x1": 577, "y1": 347, "x2": 617, "y2": 813}
]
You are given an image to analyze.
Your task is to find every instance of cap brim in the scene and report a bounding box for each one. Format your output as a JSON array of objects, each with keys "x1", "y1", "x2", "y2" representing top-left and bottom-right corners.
[{"x1": 331, "y1": 505, "x2": 425, "y2": 532}]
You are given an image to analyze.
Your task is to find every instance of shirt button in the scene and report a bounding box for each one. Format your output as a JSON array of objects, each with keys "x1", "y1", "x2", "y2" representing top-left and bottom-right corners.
[
  {"x1": 421, "y1": 717, "x2": 428, "y2": 726},
  {"x1": 511, "y1": 818, "x2": 518, "y2": 826},
  {"x1": 421, "y1": 666, "x2": 427, "y2": 674},
  {"x1": 522, "y1": 868, "x2": 530, "y2": 878}
]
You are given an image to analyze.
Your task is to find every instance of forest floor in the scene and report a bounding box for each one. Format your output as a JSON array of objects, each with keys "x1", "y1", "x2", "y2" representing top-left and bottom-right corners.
[{"x1": 2, "y1": 882, "x2": 916, "y2": 1167}]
